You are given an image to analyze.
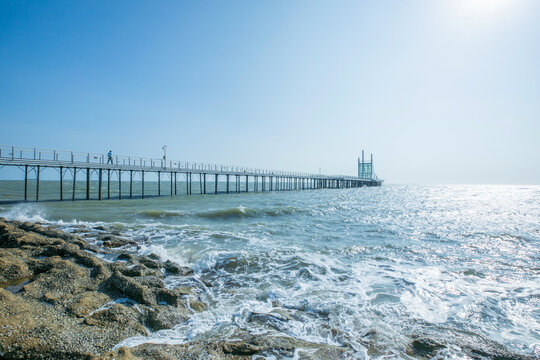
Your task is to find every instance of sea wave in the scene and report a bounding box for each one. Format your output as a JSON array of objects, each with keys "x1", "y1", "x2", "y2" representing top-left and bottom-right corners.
[
  {"x1": 0, "y1": 203, "x2": 48, "y2": 223},
  {"x1": 138, "y1": 206, "x2": 303, "y2": 220},
  {"x1": 196, "y1": 205, "x2": 302, "y2": 220},
  {"x1": 137, "y1": 210, "x2": 186, "y2": 218}
]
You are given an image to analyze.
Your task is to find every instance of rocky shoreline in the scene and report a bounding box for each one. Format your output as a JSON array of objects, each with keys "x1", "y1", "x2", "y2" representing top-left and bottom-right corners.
[
  {"x1": 0, "y1": 218, "x2": 349, "y2": 359},
  {"x1": 0, "y1": 218, "x2": 535, "y2": 360}
]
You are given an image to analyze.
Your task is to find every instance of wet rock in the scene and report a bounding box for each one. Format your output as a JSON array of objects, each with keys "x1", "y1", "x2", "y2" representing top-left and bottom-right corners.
[
  {"x1": 163, "y1": 259, "x2": 194, "y2": 276},
  {"x1": 134, "y1": 272, "x2": 165, "y2": 285},
  {"x1": 407, "y1": 338, "x2": 446, "y2": 357},
  {"x1": 0, "y1": 286, "x2": 144, "y2": 360},
  {"x1": 84, "y1": 304, "x2": 148, "y2": 335},
  {"x1": 173, "y1": 286, "x2": 195, "y2": 296},
  {"x1": 155, "y1": 288, "x2": 179, "y2": 306},
  {"x1": 117, "y1": 253, "x2": 136, "y2": 261},
  {"x1": 270, "y1": 308, "x2": 294, "y2": 321},
  {"x1": 16, "y1": 222, "x2": 85, "y2": 243},
  {"x1": 139, "y1": 257, "x2": 161, "y2": 269},
  {"x1": 145, "y1": 306, "x2": 189, "y2": 331},
  {"x1": 0, "y1": 250, "x2": 32, "y2": 282},
  {"x1": 222, "y1": 341, "x2": 261, "y2": 355},
  {"x1": 119, "y1": 264, "x2": 143, "y2": 277},
  {"x1": 189, "y1": 298, "x2": 207, "y2": 312},
  {"x1": 99, "y1": 234, "x2": 136, "y2": 248},
  {"x1": 105, "y1": 331, "x2": 350, "y2": 359},
  {"x1": 409, "y1": 330, "x2": 536, "y2": 360},
  {"x1": 22, "y1": 256, "x2": 93, "y2": 305},
  {"x1": 249, "y1": 310, "x2": 292, "y2": 330},
  {"x1": 68, "y1": 291, "x2": 110, "y2": 317},
  {"x1": 105, "y1": 271, "x2": 156, "y2": 306},
  {"x1": 0, "y1": 218, "x2": 212, "y2": 360}
]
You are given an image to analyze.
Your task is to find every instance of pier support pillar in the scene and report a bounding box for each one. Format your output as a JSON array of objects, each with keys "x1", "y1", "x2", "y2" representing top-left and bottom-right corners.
[
  {"x1": 129, "y1": 170, "x2": 132, "y2": 198},
  {"x1": 36, "y1": 166, "x2": 40, "y2": 202},
  {"x1": 73, "y1": 168, "x2": 77, "y2": 201},
  {"x1": 215, "y1": 174, "x2": 218, "y2": 194},
  {"x1": 24, "y1": 165, "x2": 28, "y2": 201},
  {"x1": 203, "y1": 174, "x2": 206, "y2": 194},
  {"x1": 86, "y1": 168, "x2": 90, "y2": 200},
  {"x1": 142, "y1": 171, "x2": 145, "y2": 199},
  {"x1": 99, "y1": 169, "x2": 102, "y2": 200},
  {"x1": 226, "y1": 174, "x2": 229, "y2": 194},
  {"x1": 107, "y1": 169, "x2": 111, "y2": 199},
  {"x1": 245, "y1": 175, "x2": 248, "y2": 192},
  {"x1": 118, "y1": 170, "x2": 122, "y2": 199},
  {"x1": 60, "y1": 166, "x2": 63, "y2": 201},
  {"x1": 158, "y1": 171, "x2": 161, "y2": 196}
]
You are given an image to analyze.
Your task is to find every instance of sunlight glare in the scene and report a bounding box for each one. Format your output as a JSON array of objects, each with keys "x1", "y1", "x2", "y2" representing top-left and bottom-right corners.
[{"x1": 454, "y1": 0, "x2": 513, "y2": 20}]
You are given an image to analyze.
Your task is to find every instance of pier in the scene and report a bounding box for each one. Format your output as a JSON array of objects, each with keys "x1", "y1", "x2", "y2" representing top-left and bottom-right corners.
[{"x1": 0, "y1": 145, "x2": 382, "y2": 202}]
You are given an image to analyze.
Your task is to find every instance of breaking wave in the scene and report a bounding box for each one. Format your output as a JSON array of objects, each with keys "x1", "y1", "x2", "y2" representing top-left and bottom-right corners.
[{"x1": 138, "y1": 206, "x2": 302, "y2": 220}]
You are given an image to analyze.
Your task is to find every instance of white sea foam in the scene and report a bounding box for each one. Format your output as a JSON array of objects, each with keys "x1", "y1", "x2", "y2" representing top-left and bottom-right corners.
[
  {"x1": 0, "y1": 203, "x2": 48, "y2": 223},
  {"x1": 1, "y1": 185, "x2": 538, "y2": 358}
]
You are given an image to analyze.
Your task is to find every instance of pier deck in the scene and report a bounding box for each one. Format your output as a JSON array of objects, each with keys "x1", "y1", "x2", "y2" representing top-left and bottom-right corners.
[{"x1": 0, "y1": 145, "x2": 382, "y2": 202}]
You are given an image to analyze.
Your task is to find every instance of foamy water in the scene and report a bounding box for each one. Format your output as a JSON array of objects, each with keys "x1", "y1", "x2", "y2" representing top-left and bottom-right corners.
[{"x1": 1, "y1": 184, "x2": 539, "y2": 358}]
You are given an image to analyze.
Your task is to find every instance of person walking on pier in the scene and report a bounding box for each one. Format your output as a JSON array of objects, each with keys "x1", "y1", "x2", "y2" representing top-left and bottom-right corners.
[{"x1": 107, "y1": 150, "x2": 113, "y2": 164}]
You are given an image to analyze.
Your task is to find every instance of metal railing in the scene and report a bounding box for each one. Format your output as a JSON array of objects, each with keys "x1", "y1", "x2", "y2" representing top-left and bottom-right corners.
[{"x1": 0, "y1": 145, "x2": 365, "y2": 180}]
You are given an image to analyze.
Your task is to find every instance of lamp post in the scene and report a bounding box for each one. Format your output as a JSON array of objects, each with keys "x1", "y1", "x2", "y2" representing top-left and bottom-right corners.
[{"x1": 162, "y1": 145, "x2": 167, "y2": 169}]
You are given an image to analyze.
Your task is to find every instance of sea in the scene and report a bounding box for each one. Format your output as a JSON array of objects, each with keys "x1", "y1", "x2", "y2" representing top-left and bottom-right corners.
[{"x1": 0, "y1": 182, "x2": 539, "y2": 359}]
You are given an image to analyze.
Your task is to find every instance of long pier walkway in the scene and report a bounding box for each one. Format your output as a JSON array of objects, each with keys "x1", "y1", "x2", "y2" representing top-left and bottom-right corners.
[{"x1": 0, "y1": 145, "x2": 382, "y2": 202}]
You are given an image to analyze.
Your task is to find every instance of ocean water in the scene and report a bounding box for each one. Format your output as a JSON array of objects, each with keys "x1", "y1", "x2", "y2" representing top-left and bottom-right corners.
[{"x1": 0, "y1": 183, "x2": 539, "y2": 359}]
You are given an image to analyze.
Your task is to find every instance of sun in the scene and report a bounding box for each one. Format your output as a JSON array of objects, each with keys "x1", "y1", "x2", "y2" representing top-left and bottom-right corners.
[{"x1": 454, "y1": 0, "x2": 513, "y2": 19}]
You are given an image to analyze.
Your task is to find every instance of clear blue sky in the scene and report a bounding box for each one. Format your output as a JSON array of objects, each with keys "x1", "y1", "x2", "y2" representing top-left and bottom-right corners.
[{"x1": 1, "y1": 0, "x2": 539, "y2": 184}]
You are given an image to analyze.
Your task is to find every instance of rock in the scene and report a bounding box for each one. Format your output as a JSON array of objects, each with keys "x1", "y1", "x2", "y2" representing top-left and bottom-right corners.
[
  {"x1": 221, "y1": 341, "x2": 261, "y2": 355},
  {"x1": 189, "y1": 299, "x2": 207, "y2": 312},
  {"x1": 84, "y1": 304, "x2": 148, "y2": 335},
  {"x1": 163, "y1": 260, "x2": 194, "y2": 276},
  {"x1": 68, "y1": 292, "x2": 110, "y2": 317},
  {"x1": 173, "y1": 286, "x2": 195, "y2": 296},
  {"x1": 145, "y1": 306, "x2": 189, "y2": 331},
  {"x1": 407, "y1": 338, "x2": 446, "y2": 358},
  {"x1": 155, "y1": 288, "x2": 179, "y2": 306},
  {"x1": 98, "y1": 234, "x2": 135, "y2": 248},
  {"x1": 139, "y1": 257, "x2": 161, "y2": 269},
  {"x1": 104, "y1": 330, "x2": 350, "y2": 359},
  {"x1": 105, "y1": 271, "x2": 155, "y2": 306},
  {"x1": 16, "y1": 222, "x2": 85, "y2": 243},
  {"x1": 0, "y1": 218, "x2": 215, "y2": 360},
  {"x1": 407, "y1": 331, "x2": 536, "y2": 360},
  {"x1": 117, "y1": 253, "x2": 135, "y2": 261},
  {"x1": 249, "y1": 310, "x2": 292, "y2": 330},
  {"x1": 270, "y1": 308, "x2": 294, "y2": 321},
  {"x1": 0, "y1": 286, "x2": 145, "y2": 359},
  {"x1": 135, "y1": 275, "x2": 165, "y2": 287},
  {"x1": 0, "y1": 250, "x2": 33, "y2": 283},
  {"x1": 119, "y1": 264, "x2": 152, "y2": 277}
]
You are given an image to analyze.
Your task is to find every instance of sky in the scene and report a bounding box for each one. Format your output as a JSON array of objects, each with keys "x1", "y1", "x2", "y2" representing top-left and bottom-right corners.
[{"x1": 1, "y1": 0, "x2": 539, "y2": 184}]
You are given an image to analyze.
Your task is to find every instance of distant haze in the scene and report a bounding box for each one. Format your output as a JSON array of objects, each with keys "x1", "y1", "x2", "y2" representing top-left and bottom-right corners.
[{"x1": 1, "y1": 1, "x2": 539, "y2": 184}]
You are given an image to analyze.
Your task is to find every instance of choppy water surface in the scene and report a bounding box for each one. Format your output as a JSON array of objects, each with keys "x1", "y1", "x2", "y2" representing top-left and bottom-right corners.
[{"x1": 1, "y1": 184, "x2": 539, "y2": 359}]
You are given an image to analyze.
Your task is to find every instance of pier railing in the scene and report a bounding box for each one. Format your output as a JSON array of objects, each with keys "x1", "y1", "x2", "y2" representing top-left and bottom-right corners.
[{"x1": 0, "y1": 145, "x2": 349, "y2": 179}]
